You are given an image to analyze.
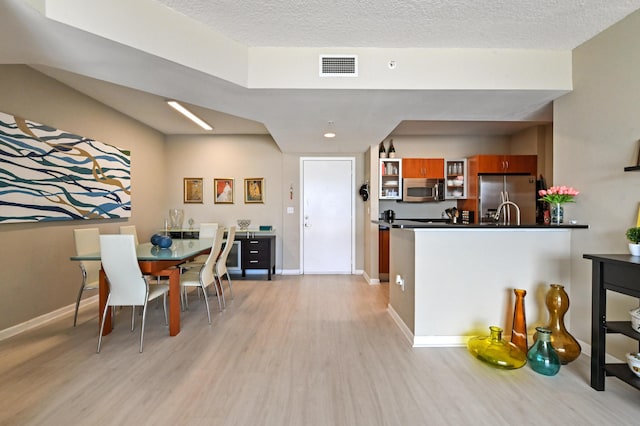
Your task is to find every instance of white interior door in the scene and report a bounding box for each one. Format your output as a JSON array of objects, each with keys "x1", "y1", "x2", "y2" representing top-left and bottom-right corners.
[{"x1": 301, "y1": 158, "x2": 354, "y2": 274}]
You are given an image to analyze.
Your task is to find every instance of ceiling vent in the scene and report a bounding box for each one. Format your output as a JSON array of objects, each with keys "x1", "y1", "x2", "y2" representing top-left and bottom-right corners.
[{"x1": 319, "y1": 55, "x2": 358, "y2": 77}]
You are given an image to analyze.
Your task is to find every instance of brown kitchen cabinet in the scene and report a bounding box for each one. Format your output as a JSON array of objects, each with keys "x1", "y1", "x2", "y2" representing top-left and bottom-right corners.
[
  {"x1": 379, "y1": 228, "x2": 389, "y2": 275},
  {"x1": 475, "y1": 155, "x2": 537, "y2": 175},
  {"x1": 402, "y1": 158, "x2": 445, "y2": 179}
]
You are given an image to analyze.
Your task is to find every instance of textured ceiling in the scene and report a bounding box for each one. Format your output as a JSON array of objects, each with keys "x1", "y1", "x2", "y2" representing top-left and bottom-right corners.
[
  {"x1": 3, "y1": 0, "x2": 640, "y2": 153},
  {"x1": 156, "y1": 0, "x2": 640, "y2": 49}
]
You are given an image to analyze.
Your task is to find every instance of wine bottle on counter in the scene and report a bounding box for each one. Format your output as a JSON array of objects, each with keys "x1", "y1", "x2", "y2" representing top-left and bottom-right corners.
[
  {"x1": 379, "y1": 141, "x2": 387, "y2": 158},
  {"x1": 388, "y1": 139, "x2": 396, "y2": 158}
]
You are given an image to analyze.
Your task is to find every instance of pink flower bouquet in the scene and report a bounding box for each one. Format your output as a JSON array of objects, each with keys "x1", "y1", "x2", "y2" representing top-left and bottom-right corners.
[{"x1": 538, "y1": 186, "x2": 579, "y2": 204}]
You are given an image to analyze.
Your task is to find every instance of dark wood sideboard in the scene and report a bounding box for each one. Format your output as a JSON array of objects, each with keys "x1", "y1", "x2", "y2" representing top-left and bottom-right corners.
[
  {"x1": 583, "y1": 254, "x2": 640, "y2": 391},
  {"x1": 241, "y1": 235, "x2": 276, "y2": 280}
]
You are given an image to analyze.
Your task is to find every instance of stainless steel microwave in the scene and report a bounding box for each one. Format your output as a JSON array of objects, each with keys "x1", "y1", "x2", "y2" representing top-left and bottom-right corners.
[{"x1": 402, "y1": 178, "x2": 445, "y2": 202}]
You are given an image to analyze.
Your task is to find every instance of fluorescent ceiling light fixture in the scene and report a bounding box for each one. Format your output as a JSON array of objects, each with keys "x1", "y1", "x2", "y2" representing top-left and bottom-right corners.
[
  {"x1": 166, "y1": 100, "x2": 213, "y2": 131},
  {"x1": 323, "y1": 121, "x2": 336, "y2": 138}
]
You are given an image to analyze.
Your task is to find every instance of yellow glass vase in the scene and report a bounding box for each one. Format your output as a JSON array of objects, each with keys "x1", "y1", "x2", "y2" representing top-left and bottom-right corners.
[{"x1": 468, "y1": 326, "x2": 527, "y2": 369}]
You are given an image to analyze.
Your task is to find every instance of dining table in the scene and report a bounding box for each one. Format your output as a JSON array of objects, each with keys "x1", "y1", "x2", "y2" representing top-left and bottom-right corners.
[{"x1": 70, "y1": 238, "x2": 214, "y2": 336}]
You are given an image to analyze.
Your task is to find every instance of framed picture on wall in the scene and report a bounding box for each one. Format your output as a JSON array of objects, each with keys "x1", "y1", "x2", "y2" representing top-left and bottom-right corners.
[
  {"x1": 183, "y1": 177, "x2": 203, "y2": 203},
  {"x1": 244, "y1": 178, "x2": 264, "y2": 203},
  {"x1": 214, "y1": 178, "x2": 234, "y2": 204}
]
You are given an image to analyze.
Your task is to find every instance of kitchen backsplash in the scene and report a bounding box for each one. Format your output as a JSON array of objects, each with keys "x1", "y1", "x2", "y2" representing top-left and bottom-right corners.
[{"x1": 379, "y1": 199, "x2": 458, "y2": 219}]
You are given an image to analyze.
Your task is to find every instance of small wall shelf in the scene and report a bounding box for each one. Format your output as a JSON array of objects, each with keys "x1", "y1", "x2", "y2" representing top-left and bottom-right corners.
[{"x1": 624, "y1": 166, "x2": 640, "y2": 172}]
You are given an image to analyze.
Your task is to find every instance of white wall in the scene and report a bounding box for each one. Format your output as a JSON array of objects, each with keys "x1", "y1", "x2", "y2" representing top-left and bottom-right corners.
[
  {"x1": 555, "y1": 9, "x2": 640, "y2": 358},
  {"x1": 163, "y1": 136, "x2": 367, "y2": 275}
]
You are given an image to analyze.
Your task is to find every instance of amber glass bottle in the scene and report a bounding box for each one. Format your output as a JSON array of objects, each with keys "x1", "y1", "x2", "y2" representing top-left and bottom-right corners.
[
  {"x1": 546, "y1": 284, "x2": 581, "y2": 364},
  {"x1": 511, "y1": 289, "x2": 528, "y2": 353}
]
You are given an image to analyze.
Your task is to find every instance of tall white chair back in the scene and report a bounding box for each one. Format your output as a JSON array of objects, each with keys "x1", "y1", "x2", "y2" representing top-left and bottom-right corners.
[
  {"x1": 216, "y1": 226, "x2": 236, "y2": 300},
  {"x1": 73, "y1": 228, "x2": 101, "y2": 326},
  {"x1": 97, "y1": 234, "x2": 169, "y2": 353},
  {"x1": 180, "y1": 228, "x2": 226, "y2": 321},
  {"x1": 119, "y1": 225, "x2": 139, "y2": 245},
  {"x1": 199, "y1": 223, "x2": 218, "y2": 239}
]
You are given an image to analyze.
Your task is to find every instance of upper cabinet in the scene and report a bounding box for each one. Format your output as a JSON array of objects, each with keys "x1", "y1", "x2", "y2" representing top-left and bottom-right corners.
[
  {"x1": 475, "y1": 155, "x2": 537, "y2": 175},
  {"x1": 445, "y1": 159, "x2": 467, "y2": 199},
  {"x1": 402, "y1": 158, "x2": 445, "y2": 179},
  {"x1": 379, "y1": 158, "x2": 402, "y2": 200}
]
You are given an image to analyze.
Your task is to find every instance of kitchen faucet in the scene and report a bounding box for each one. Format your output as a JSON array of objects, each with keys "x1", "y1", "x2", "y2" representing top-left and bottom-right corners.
[{"x1": 494, "y1": 201, "x2": 521, "y2": 226}]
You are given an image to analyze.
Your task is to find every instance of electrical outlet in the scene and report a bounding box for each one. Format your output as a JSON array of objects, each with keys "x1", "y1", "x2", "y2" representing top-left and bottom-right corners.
[{"x1": 287, "y1": 207, "x2": 294, "y2": 214}]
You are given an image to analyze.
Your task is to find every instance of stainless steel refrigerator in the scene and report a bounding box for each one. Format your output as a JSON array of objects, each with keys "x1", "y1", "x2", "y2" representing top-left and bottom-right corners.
[{"x1": 478, "y1": 175, "x2": 537, "y2": 224}]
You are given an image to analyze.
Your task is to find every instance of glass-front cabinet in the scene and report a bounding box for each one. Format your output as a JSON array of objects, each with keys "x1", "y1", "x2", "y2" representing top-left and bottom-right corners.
[
  {"x1": 445, "y1": 159, "x2": 467, "y2": 199},
  {"x1": 379, "y1": 158, "x2": 402, "y2": 200}
]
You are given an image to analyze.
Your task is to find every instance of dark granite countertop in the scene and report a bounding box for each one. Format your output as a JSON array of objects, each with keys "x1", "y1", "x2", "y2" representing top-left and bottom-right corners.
[{"x1": 375, "y1": 219, "x2": 588, "y2": 229}]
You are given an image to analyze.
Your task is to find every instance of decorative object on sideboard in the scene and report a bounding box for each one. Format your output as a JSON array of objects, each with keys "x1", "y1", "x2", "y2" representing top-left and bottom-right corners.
[
  {"x1": 538, "y1": 185, "x2": 579, "y2": 225},
  {"x1": 545, "y1": 283, "x2": 582, "y2": 364},
  {"x1": 626, "y1": 227, "x2": 640, "y2": 256},
  {"x1": 237, "y1": 219, "x2": 251, "y2": 231},
  {"x1": 169, "y1": 208, "x2": 184, "y2": 230},
  {"x1": 467, "y1": 325, "x2": 527, "y2": 369},
  {"x1": 511, "y1": 289, "x2": 528, "y2": 353},
  {"x1": 527, "y1": 327, "x2": 561, "y2": 376}
]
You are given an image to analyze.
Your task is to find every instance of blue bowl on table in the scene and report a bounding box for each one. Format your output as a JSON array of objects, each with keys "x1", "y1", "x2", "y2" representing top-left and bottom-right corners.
[
  {"x1": 150, "y1": 233, "x2": 163, "y2": 246},
  {"x1": 157, "y1": 235, "x2": 172, "y2": 248}
]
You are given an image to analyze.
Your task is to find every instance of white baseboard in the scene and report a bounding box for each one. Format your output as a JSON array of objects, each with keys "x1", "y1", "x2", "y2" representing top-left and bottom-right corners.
[
  {"x1": 280, "y1": 269, "x2": 301, "y2": 275},
  {"x1": 362, "y1": 271, "x2": 380, "y2": 285},
  {"x1": 0, "y1": 295, "x2": 98, "y2": 342},
  {"x1": 387, "y1": 304, "x2": 414, "y2": 345},
  {"x1": 387, "y1": 304, "x2": 594, "y2": 353}
]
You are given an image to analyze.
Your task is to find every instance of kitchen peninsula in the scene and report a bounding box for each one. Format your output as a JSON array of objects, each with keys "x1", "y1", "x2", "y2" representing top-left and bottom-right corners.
[{"x1": 379, "y1": 220, "x2": 588, "y2": 347}]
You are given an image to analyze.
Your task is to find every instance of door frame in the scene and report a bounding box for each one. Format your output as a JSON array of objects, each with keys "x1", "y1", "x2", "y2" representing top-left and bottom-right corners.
[{"x1": 299, "y1": 157, "x2": 356, "y2": 274}]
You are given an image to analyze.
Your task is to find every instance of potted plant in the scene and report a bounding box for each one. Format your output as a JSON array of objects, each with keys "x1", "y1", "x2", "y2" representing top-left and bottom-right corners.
[{"x1": 626, "y1": 227, "x2": 640, "y2": 256}]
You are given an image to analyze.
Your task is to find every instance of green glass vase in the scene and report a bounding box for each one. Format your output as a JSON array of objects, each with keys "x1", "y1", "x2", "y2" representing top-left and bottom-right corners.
[
  {"x1": 527, "y1": 327, "x2": 561, "y2": 376},
  {"x1": 468, "y1": 326, "x2": 527, "y2": 369}
]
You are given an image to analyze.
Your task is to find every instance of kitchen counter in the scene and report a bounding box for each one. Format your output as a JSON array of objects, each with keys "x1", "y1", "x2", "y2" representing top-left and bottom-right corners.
[
  {"x1": 375, "y1": 219, "x2": 588, "y2": 229},
  {"x1": 385, "y1": 221, "x2": 588, "y2": 347}
]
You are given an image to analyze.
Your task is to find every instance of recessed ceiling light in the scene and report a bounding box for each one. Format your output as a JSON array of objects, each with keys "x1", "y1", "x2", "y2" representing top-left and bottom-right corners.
[
  {"x1": 323, "y1": 121, "x2": 336, "y2": 138},
  {"x1": 166, "y1": 100, "x2": 213, "y2": 131}
]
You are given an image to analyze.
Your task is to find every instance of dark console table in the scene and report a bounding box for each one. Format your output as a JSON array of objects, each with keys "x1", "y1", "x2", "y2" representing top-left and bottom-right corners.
[{"x1": 583, "y1": 254, "x2": 640, "y2": 391}]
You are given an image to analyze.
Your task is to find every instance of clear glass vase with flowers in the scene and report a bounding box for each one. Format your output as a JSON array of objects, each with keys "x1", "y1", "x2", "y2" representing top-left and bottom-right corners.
[{"x1": 538, "y1": 186, "x2": 579, "y2": 224}]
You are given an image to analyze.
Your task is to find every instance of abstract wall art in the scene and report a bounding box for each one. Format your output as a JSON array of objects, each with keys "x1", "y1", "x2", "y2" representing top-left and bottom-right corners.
[{"x1": 0, "y1": 111, "x2": 131, "y2": 223}]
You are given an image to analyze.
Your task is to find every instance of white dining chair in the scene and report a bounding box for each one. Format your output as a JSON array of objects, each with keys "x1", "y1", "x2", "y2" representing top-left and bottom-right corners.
[
  {"x1": 215, "y1": 226, "x2": 236, "y2": 301},
  {"x1": 119, "y1": 225, "x2": 139, "y2": 245},
  {"x1": 73, "y1": 228, "x2": 101, "y2": 326},
  {"x1": 199, "y1": 222, "x2": 219, "y2": 238},
  {"x1": 183, "y1": 222, "x2": 219, "y2": 267},
  {"x1": 180, "y1": 227, "x2": 225, "y2": 321},
  {"x1": 97, "y1": 234, "x2": 169, "y2": 353}
]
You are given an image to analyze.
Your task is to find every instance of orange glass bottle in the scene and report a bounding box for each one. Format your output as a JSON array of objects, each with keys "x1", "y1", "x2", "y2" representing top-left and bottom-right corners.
[{"x1": 511, "y1": 289, "x2": 528, "y2": 353}]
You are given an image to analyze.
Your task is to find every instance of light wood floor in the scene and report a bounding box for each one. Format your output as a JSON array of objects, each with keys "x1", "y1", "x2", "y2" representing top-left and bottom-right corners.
[{"x1": 1, "y1": 275, "x2": 640, "y2": 425}]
